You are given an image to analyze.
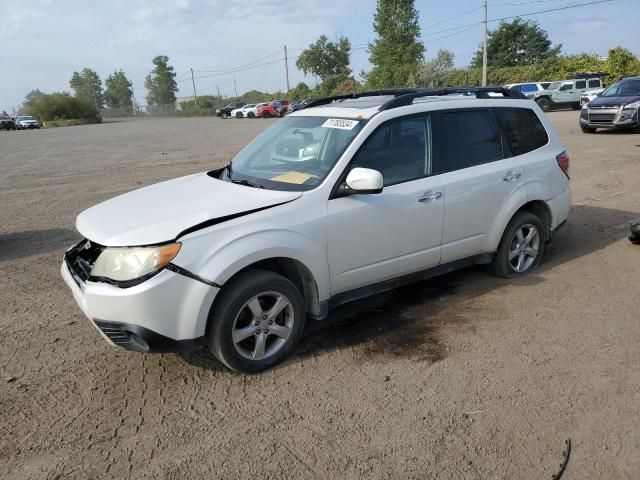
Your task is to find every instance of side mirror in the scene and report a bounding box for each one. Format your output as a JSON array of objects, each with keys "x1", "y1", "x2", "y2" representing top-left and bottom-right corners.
[{"x1": 344, "y1": 167, "x2": 383, "y2": 194}]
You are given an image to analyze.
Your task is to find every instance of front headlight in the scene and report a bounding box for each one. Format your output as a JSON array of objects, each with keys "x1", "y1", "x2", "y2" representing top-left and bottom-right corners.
[
  {"x1": 91, "y1": 243, "x2": 181, "y2": 282},
  {"x1": 623, "y1": 101, "x2": 640, "y2": 110}
]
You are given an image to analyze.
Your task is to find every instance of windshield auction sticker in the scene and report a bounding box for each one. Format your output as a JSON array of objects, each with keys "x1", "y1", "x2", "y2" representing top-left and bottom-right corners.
[{"x1": 322, "y1": 118, "x2": 359, "y2": 130}]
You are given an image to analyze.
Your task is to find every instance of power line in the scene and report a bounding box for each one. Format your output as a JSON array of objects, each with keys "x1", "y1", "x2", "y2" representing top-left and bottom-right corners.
[
  {"x1": 425, "y1": 23, "x2": 479, "y2": 43},
  {"x1": 491, "y1": 0, "x2": 558, "y2": 6},
  {"x1": 191, "y1": 58, "x2": 284, "y2": 80},
  {"x1": 194, "y1": 49, "x2": 282, "y2": 74},
  {"x1": 425, "y1": 4, "x2": 484, "y2": 28},
  {"x1": 423, "y1": 0, "x2": 616, "y2": 37}
]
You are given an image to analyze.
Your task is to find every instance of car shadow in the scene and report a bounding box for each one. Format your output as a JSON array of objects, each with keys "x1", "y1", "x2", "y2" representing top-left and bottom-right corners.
[
  {"x1": 0, "y1": 228, "x2": 79, "y2": 262},
  {"x1": 180, "y1": 204, "x2": 638, "y2": 372}
]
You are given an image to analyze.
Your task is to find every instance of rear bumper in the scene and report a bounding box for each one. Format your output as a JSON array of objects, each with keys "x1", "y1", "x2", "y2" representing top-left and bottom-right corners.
[{"x1": 61, "y1": 260, "x2": 218, "y2": 352}]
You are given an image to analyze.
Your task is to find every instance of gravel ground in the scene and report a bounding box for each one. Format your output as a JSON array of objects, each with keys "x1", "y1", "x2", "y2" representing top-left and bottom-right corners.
[{"x1": 1, "y1": 113, "x2": 639, "y2": 479}]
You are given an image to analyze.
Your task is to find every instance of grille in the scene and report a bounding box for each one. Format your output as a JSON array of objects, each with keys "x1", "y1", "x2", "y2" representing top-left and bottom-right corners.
[
  {"x1": 64, "y1": 239, "x2": 104, "y2": 285},
  {"x1": 588, "y1": 113, "x2": 616, "y2": 123}
]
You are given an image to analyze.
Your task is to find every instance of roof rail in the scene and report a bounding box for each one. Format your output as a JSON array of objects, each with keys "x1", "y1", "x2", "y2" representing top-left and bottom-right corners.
[
  {"x1": 299, "y1": 88, "x2": 421, "y2": 111},
  {"x1": 379, "y1": 87, "x2": 528, "y2": 110},
  {"x1": 298, "y1": 87, "x2": 529, "y2": 112}
]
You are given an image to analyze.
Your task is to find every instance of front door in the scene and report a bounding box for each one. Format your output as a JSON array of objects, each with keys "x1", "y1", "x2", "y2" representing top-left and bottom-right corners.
[{"x1": 327, "y1": 114, "x2": 444, "y2": 295}]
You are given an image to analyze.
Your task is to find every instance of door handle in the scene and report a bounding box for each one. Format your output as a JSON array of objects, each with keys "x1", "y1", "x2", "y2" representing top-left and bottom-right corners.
[
  {"x1": 503, "y1": 171, "x2": 522, "y2": 182},
  {"x1": 418, "y1": 191, "x2": 442, "y2": 202}
]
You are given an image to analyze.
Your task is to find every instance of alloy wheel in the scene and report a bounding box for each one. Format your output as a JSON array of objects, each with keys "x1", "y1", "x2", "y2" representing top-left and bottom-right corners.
[
  {"x1": 508, "y1": 224, "x2": 540, "y2": 273},
  {"x1": 231, "y1": 292, "x2": 295, "y2": 360}
]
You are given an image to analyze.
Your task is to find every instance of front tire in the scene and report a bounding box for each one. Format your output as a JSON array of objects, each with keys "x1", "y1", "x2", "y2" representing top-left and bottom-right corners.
[
  {"x1": 221, "y1": 112, "x2": 228, "y2": 119},
  {"x1": 262, "y1": 111, "x2": 271, "y2": 118},
  {"x1": 489, "y1": 212, "x2": 546, "y2": 279},
  {"x1": 536, "y1": 97, "x2": 552, "y2": 112},
  {"x1": 208, "y1": 269, "x2": 306, "y2": 373}
]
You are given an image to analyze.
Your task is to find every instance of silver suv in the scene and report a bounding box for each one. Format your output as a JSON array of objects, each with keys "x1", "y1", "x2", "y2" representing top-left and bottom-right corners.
[{"x1": 62, "y1": 87, "x2": 572, "y2": 372}]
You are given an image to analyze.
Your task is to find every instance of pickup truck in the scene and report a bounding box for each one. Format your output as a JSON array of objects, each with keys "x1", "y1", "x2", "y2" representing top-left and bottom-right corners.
[{"x1": 533, "y1": 77, "x2": 603, "y2": 111}]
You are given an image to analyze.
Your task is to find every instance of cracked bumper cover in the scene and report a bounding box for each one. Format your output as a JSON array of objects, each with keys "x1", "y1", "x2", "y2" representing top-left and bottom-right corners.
[{"x1": 61, "y1": 261, "x2": 219, "y2": 352}]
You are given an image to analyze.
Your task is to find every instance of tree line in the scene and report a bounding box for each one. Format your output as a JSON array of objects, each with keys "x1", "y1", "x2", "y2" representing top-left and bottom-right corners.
[{"x1": 20, "y1": 0, "x2": 640, "y2": 120}]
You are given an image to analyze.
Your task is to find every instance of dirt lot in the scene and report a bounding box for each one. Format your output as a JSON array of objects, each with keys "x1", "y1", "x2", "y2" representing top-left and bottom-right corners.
[{"x1": 1, "y1": 113, "x2": 639, "y2": 479}]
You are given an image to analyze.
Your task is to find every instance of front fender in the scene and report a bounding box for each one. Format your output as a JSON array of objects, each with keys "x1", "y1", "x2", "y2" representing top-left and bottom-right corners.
[{"x1": 178, "y1": 229, "x2": 330, "y2": 302}]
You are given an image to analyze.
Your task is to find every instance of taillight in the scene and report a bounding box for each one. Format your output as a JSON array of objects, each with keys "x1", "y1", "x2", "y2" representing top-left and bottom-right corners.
[{"x1": 556, "y1": 151, "x2": 570, "y2": 178}]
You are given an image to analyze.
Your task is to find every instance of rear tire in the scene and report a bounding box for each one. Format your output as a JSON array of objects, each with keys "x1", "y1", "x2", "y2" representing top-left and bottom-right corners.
[
  {"x1": 536, "y1": 97, "x2": 552, "y2": 112},
  {"x1": 208, "y1": 269, "x2": 306, "y2": 373},
  {"x1": 221, "y1": 112, "x2": 228, "y2": 119},
  {"x1": 262, "y1": 111, "x2": 271, "y2": 118},
  {"x1": 247, "y1": 112, "x2": 255, "y2": 118},
  {"x1": 488, "y1": 212, "x2": 546, "y2": 279}
]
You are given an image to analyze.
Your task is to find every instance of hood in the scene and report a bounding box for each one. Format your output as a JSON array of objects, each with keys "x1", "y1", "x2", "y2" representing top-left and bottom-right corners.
[
  {"x1": 589, "y1": 95, "x2": 640, "y2": 108},
  {"x1": 76, "y1": 172, "x2": 301, "y2": 246}
]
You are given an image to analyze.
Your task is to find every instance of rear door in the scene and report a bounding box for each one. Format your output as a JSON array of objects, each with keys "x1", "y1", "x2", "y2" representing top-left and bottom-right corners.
[{"x1": 431, "y1": 109, "x2": 525, "y2": 263}]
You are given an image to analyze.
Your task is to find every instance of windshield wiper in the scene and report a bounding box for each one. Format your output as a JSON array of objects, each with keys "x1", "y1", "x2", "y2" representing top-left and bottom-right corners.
[{"x1": 231, "y1": 178, "x2": 265, "y2": 189}]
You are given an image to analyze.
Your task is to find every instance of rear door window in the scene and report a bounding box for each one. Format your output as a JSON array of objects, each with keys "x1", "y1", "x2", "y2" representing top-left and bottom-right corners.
[
  {"x1": 494, "y1": 108, "x2": 549, "y2": 156},
  {"x1": 432, "y1": 110, "x2": 503, "y2": 174},
  {"x1": 575, "y1": 80, "x2": 587, "y2": 89}
]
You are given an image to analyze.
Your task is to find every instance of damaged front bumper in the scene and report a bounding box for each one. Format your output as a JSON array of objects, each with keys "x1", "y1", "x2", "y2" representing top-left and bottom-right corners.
[
  {"x1": 580, "y1": 105, "x2": 640, "y2": 130},
  {"x1": 61, "y1": 241, "x2": 219, "y2": 352}
]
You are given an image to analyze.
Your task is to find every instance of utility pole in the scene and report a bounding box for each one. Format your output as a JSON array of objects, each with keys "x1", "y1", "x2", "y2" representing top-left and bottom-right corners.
[
  {"x1": 190, "y1": 68, "x2": 198, "y2": 109},
  {"x1": 233, "y1": 76, "x2": 238, "y2": 98},
  {"x1": 216, "y1": 84, "x2": 220, "y2": 98},
  {"x1": 284, "y1": 45, "x2": 290, "y2": 92},
  {"x1": 482, "y1": 0, "x2": 488, "y2": 87}
]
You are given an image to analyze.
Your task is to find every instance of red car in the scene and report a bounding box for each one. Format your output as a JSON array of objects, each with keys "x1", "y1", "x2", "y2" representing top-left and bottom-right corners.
[{"x1": 257, "y1": 99, "x2": 291, "y2": 118}]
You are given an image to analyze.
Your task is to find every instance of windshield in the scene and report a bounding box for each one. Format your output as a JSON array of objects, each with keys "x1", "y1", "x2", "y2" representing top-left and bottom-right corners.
[
  {"x1": 601, "y1": 78, "x2": 640, "y2": 97},
  {"x1": 21, "y1": 116, "x2": 35, "y2": 120},
  {"x1": 546, "y1": 82, "x2": 562, "y2": 91},
  {"x1": 226, "y1": 116, "x2": 364, "y2": 191}
]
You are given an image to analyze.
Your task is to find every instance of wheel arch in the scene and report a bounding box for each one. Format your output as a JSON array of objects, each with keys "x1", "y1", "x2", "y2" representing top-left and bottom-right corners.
[
  {"x1": 205, "y1": 257, "x2": 322, "y2": 338},
  {"x1": 486, "y1": 197, "x2": 553, "y2": 252}
]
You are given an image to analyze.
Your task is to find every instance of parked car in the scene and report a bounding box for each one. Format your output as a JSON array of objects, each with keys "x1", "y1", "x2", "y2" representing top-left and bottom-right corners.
[
  {"x1": 61, "y1": 87, "x2": 571, "y2": 373},
  {"x1": 257, "y1": 99, "x2": 291, "y2": 118},
  {"x1": 230, "y1": 104, "x2": 258, "y2": 118},
  {"x1": 240, "y1": 102, "x2": 269, "y2": 118},
  {"x1": 580, "y1": 88, "x2": 605, "y2": 106},
  {"x1": 216, "y1": 102, "x2": 245, "y2": 119},
  {"x1": 15, "y1": 115, "x2": 40, "y2": 129},
  {"x1": 533, "y1": 76, "x2": 603, "y2": 111},
  {"x1": 0, "y1": 116, "x2": 17, "y2": 130},
  {"x1": 286, "y1": 99, "x2": 314, "y2": 114},
  {"x1": 579, "y1": 76, "x2": 640, "y2": 133},
  {"x1": 504, "y1": 82, "x2": 551, "y2": 98}
]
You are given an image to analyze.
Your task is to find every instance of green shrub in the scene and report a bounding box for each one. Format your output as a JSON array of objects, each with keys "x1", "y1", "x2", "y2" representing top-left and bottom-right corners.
[{"x1": 25, "y1": 92, "x2": 100, "y2": 122}]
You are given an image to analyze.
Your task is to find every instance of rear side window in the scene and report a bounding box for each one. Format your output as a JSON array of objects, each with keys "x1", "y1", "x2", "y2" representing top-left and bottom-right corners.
[
  {"x1": 588, "y1": 79, "x2": 601, "y2": 88},
  {"x1": 432, "y1": 110, "x2": 502, "y2": 174},
  {"x1": 575, "y1": 80, "x2": 587, "y2": 89},
  {"x1": 494, "y1": 108, "x2": 549, "y2": 156},
  {"x1": 520, "y1": 84, "x2": 537, "y2": 93}
]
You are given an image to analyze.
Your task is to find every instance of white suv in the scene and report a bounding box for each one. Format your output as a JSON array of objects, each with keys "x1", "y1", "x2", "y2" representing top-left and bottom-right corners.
[{"x1": 62, "y1": 88, "x2": 571, "y2": 372}]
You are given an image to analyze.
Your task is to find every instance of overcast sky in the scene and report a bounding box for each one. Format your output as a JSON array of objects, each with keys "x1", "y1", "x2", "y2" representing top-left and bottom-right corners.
[{"x1": 1, "y1": 0, "x2": 638, "y2": 112}]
